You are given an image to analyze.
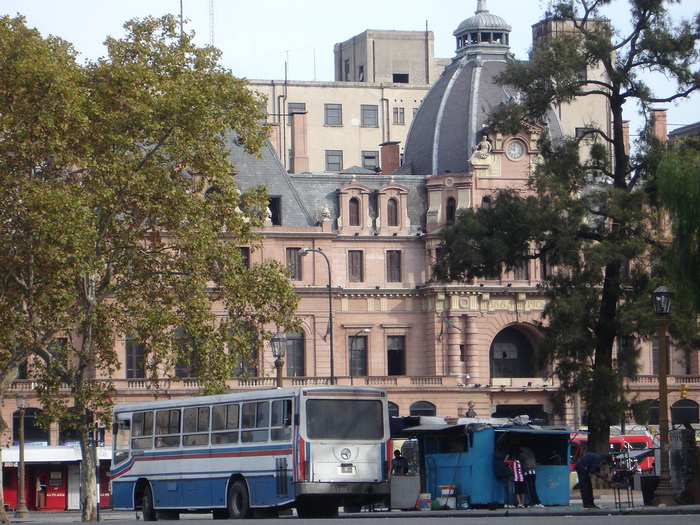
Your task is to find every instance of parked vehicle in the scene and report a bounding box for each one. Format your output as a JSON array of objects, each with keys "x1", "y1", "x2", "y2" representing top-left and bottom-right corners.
[{"x1": 110, "y1": 386, "x2": 391, "y2": 519}]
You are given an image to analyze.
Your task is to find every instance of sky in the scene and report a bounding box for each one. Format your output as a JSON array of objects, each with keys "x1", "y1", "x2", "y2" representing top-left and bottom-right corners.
[{"x1": 3, "y1": 0, "x2": 699, "y2": 135}]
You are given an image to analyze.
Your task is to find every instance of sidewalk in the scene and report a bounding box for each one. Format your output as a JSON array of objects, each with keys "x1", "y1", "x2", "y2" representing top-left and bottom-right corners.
[{"x1": 5, "y1": 490, "x2": 700, "y2": 522}]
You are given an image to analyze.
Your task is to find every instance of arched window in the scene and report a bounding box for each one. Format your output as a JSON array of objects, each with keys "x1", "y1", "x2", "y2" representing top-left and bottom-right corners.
[
  {"x1": 286, "y1": 332, "x2": 305, "y2": 377},
  {"x1": 490, "y1": 327, "x2": 536, "y2": 378},
  {"x1": 349, "y1": 197, "x2": 360, "y2": 226},
  {"x1": 409, "y1": 401, "x2": 436, "y2": 416},
  {"x1": 445, "y1": 197, "x2": 456, "y2": 222},
  {"x1": 387, "y1": 198, "x2": 398, "y2": 226},
  {"x1": 388, "y1": 402, "x2": 400, "y2": 418}
]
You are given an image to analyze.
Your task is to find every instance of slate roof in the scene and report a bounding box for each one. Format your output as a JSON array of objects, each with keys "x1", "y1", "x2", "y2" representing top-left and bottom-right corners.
[{"x1": 225, "y1": 133, "x2": 428, "y2": 231}]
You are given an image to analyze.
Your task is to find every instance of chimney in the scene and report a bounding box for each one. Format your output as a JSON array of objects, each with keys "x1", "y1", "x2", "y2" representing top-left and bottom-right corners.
[
  {"x1": 290, "y1": 111, "x2": 309, "y2": 173},
  {"x1": 380, "y1": 141, "x2": 401, "y2": 175},
  {"x1": 651, "y1": 109, "x2": 668, "y2": 142},
  {"x1": 268, "y1": 123, "x2": 282, "y2": 160}
]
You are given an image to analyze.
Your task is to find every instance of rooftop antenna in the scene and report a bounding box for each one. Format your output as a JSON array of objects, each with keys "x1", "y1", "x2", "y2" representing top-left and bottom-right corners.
[
  {"x1": 209, "y1": 0, "x2": 215, "y2": 46},
  {"x1": 179, "y1": 0, "x2": 184, "y2": 37}
]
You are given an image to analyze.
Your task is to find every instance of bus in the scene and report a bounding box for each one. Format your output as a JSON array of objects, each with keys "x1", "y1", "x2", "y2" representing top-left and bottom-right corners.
[{"x1": 109, "y1": 386, "x2": 391, "y2": 520}]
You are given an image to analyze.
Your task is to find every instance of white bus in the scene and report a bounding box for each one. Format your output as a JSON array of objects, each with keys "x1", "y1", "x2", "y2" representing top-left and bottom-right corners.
[{"x1": 109, "y1": 386, "x2": 391, "y2": 519}]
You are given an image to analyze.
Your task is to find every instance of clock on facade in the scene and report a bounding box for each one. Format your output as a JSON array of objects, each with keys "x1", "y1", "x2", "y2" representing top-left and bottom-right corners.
[{"x1": 506, "y1": 139, "x2": 526, "y2": 160}]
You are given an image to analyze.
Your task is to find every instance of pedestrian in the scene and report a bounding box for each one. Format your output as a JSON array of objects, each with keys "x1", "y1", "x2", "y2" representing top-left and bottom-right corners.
[
  {"x1": 519, "y1": 445, "x2": 544, "y2": 507},
  {"x1": 575, "y1": 453, "x2": 613, "y2": 509},
  {"x1": 507, "y1": 454, "x2": 526, "y2": 508},
  {"x1": 391, "y1": 449, "x2": 409, "y2": 475},
  {"x1": 493, "y1": 449, "x2": 514, "y2": 507}
]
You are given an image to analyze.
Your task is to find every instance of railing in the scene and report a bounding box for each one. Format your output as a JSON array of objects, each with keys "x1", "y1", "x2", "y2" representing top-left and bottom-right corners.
[{"x1": 631, "y1": 375, "x2": 700, "y2": 385}]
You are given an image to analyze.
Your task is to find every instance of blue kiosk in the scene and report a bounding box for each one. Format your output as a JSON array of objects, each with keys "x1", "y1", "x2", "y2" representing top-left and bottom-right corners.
[{"x1": 392, "y1": 417, "x2": 572, "y2": 507}]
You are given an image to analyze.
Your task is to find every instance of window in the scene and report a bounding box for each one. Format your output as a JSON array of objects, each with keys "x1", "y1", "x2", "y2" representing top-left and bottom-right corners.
[
  {"x1": 173, "y1": 327, "x2": 193, "y2": 378},
  {"x1": 348, "y1": 250, "x2": 364, "y2": 282},
  {"x1": 358, "y1": 65, "x2": 365, "y2": 82},
  {"x1": 387, "y1": 250, "x2": 402, "y2": 282},
  {"x1": 348, "y1": 197, "x2": 360, "y2": 226},
  {"x1": 387, "y1": 198, "x2": 398, "y2": 227},
  {"x1": 652, "y1": 335, "x2": 670, "y2": 376},
  {"x1": 287, "y1": 102, "x2": 306, "y2": 124},
  {"x1": 286, "y1": 247, "x2": 302, "y2": 281},
  {"x1": 409, "y1": 401, "x2": 436, "y2": 416},
  {"x1": 361, "y1": 105, "x2": 378, "y2": 126},
  {"x1": 155, "y1": 409, "x2": 181, "y2": 448},
  {"x1": 183, "y1": 406, "x2": 210, "y2": 446},
  {"x1": 387, "y1": 335, "x2": 406, "y2": 376},
  {"x1": 324, "y1": 103, "x2": 342, "y2": 126},
  {"x1": 239, "y1": 247, "x2": 250, "y2": 268},
  {"x1": 445, "y1": 197, "x2": 456, "y2": 223},
  {"x1": 125, "y1": 334, "x2": 145, "y2": 379},
  {"x1": 344, "y1": 59, "x2": 350, "y2": 81},
  {"x1": 349, "y1": 335, "x2": 368, "y2": 377},
  {"x1": 306, "y1": 399, "x2": 383, "y2": 440},
  {"x1": 268, "y1": 197, "x2": 281, "y2": 225},
  {"x1": 241, "y1": 401, "x2": 269, "y2": 442},
  {"x1": 393, "y1": 73, "x2": 409, "y2": 83},
  {"x1": 362, "y1": 150, "x2": 379, "y2": 170},
  {"x1": 490, "y1": 327, "x2": 535, "y2": 378},
  {"x1": 131, "y1": 411, "x2": 154, "y2": 450},
  {"x1": 325, "y1": 150, "x2": 343, "y2": 171},
  {"x1": 286, "y1": 332, "x2": 305, "y2": 377},
  {"x1": 393, "y1": 107, "x2": 405, "y2": 124},
  {"x1": 514, "y1": 259, "x2": 530, "y2": 280},
  {"x1": 271, "y1": 399, "x2": 292, "y2": 441},
  {"x1": 212, "y1": 403, "x2": 239, "y2": 445},
  {"x1": 388, "y1": 402, "x2": 399, "y2": 418}
]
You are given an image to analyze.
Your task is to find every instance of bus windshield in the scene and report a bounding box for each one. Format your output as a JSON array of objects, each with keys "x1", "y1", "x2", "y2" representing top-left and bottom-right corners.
[{"x1": 305, "y1": 399, "x2": 384, "y2": 440}]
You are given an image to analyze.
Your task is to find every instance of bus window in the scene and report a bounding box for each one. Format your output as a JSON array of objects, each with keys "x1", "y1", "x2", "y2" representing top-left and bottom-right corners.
[
  {"x1": 132, "y1": 411, "x2": 154, "y2": 450},
  {"x1": 271, "y1": 399, "x2": 292, "y2": 441},
  {"x1": 155, "y1": 409, "x2": 181, "y2": 448},
  {"x1": 183, "y1": 406, "x2": 210, "y2": 446},
  {"x1": 113, "y1": 419, "x2": 131, "y2": 465},
  {"x1": 241, "y1": 401, "x2": 269, "y2": 442},
  {"x1": 212, "y1": 403, "x2": 239, "y2": 445},
  {"x1": 306, "y1": 399, "x2": 384, "y2": 440}
]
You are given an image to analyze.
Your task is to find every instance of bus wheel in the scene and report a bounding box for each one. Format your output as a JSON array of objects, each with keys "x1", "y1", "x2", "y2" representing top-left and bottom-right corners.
[
  {"x1": 142, "y1": 485, "x2": 157, "y2": 522},
  {"x1": 227, "y1": 480, "x2": 251, "y2": 519}
]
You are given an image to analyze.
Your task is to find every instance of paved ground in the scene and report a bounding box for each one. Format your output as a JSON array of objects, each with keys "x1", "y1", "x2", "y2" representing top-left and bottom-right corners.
[{"x1": 6, "y1": 490, "x2": 700, "y2": 522}]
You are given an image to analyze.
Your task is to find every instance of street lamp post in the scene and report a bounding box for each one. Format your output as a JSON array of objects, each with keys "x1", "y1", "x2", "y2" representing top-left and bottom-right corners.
[
  {"x1": 349, "y1": 328, "x2": 371, "y2": 380},
  {"x1": 298, "y1": 248, "x2": 335, "y2": 384},
  {"x1": 652, "y1": 285, "x2": 676, "y2": 506},
  {"x1": 270, "y1": 330, "x2": 287, "y2": 388},
  {"x1": 15, "y1": 394, "x2": 29, "y2": 518}
]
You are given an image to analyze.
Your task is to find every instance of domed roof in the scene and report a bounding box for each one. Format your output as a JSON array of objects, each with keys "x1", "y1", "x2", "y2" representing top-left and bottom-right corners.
[
  {"x1": 454, "y1": 1, "x2": 511, "y2": 36},
  {"x1": 402, "y1": 0, "x2": 562, "y2": 175}
]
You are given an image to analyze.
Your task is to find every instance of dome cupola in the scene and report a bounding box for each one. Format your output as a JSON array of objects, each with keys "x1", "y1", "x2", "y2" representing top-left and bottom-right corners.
[{"x1": 453, "y1": 0, "x2": 512, "y2": 56}]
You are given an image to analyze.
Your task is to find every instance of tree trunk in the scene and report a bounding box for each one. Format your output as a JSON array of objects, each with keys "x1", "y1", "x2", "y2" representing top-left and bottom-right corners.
[
  {"x1": 80, "y1": 432, "x2": 99, "y2": 522},
  {"x1": 0, "y1": 368, "x2": 20, "y2": 523}
]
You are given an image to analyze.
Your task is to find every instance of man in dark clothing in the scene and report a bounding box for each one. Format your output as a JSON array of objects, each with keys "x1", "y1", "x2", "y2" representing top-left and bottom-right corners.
[
  {"x1": 575, "y1": 453, "x2": 613, "y2": 508},
  {"x1": 391, "y1": 450, "x2": 409, "y2": 475}
]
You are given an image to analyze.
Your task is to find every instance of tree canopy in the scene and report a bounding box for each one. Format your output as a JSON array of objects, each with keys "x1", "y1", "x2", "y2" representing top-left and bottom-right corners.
[
  {"x1": 435, "y1": 0, "x2": 700, "y2": 454},
  {"x1": 0, "y1": 14, "x2": 298, "y2": 521}
]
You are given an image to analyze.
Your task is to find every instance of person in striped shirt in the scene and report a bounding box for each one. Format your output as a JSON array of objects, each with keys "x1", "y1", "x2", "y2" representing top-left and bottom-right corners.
[{"x1": 507, "y1": 454, "x2": 526, "y2": 508}]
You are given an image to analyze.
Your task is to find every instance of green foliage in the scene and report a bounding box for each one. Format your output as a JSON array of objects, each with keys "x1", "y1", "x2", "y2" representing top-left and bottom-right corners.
[
  {"x1": 658, "y1": 143, "x2": 700, "y2": 311},
  {"x1": 0, "y1": 11, "x2": 298, "y2": 465},
  {"x1": 437, "y1": 0, "x2": 700, "y2": 453}
]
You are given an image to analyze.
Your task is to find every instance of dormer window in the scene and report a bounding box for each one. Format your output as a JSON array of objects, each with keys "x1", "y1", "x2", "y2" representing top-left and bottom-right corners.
[
  {"x1": 349, "y1": 197, "x2": 360, "y2": 226},
  {"x1": 446, "y1": 197, "x2": 456, "y2": 222},
  {"x1": 387, "y1": 198, "x2": 398, "y2": 227}
]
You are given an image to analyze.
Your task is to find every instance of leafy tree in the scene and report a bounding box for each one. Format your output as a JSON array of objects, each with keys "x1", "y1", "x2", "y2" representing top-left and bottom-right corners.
[
  {"x1": 435, "y1": 0, "x2": 699, "y2": 454},
  {"x1": 658, "y1": 138, "x2": 700, "y2": 311},
  {"x1": 0, "y1": 15, "x2": 299, "y2": 521}
]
